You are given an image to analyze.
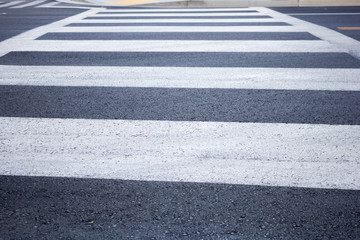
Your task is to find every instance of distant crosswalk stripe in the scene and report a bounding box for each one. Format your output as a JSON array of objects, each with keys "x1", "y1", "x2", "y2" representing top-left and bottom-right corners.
[
  {"x1": 82, "y1": 18, "x2": 275, "y2": 22},
  {"x1": 35, "y1": 1, "x2": 58, "y2": 8},
  {"x1": 86, "y1": 16, "x2": 272, "y2": 19},
  {"x1": 4, "y1": 40, "x2": 343, "y2": 53},
  {"x1": 67, "y1": 22, "x2": 290, "y2": 27},
  {"x1": 11, "y1": 0, "x2": 47, "y2": 8},
  {"x1": 0, "y1": 1, "x2": 23, "y2": 8},
  {"x1": 100, "y1": 9, "x2": 258, "y2": 13},
  {"x1": 54, "y1": 26, "x2": 302, "y2": 32},
  {"x1": 1, "y1": 66, "x2": 359, "y2": 91},
  {"x1": 77, "y1": 18, "x2": 277, "y2": 23},
  {"x1": 1, "y1": 117, "x2": 359, "y2": 190},
  {"x1": 93, "y1": 13, "x2": 265, "y2": 17}
]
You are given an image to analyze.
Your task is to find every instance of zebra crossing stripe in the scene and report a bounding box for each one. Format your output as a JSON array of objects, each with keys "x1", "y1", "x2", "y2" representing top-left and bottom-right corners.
[
  {"x1": 1, "y1": 117, "x2": 359, "y2": 190},
  {"x1": 3, "y1": 40, "x2": 344, "y2": 53},
  {"x1": 1, "y1": 66, "x2": 359, "y2": 91},
  {"x1": 100, "y1": 8, "x2": 258, "y2": 13},
  {"x1": 35, "y1": 1, "x2": 58, "y2": 8},
  {"x1": 11, "y1": 0, "x2": 47, "y2": 8},
  {"x1": 93, "y1": 13, "x2": 265, "y2": 17},
  {"x1": 0, "y1": 1, "x2": 23, "y2": 8},
  {"x1": 56, "y1": 26, "x2": 301, "y2": 32},
  {"x1": 77, "y1": 18, "x2": 277, "y2": 23}
]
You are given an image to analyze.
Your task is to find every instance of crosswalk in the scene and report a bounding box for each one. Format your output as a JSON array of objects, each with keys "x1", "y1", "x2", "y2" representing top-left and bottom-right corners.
[
  {"x1": 0, "y1": 0, "x2": 90, "y2": 9},
  {"x1": 1, "y1": 7, "x2": 360, "y2": 191}
]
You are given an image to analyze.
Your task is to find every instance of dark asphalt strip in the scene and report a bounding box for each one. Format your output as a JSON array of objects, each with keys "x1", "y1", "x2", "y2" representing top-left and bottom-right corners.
[
  {"x1": 66, "y1": 22, "x2": 290, "y2": 27},
  {"x1": 1, "y1": 175, "x2": 359, "y2": 239},
  {"x1": 1, "y1": 52, "x2": 360, "y2": 68},
  {"x1": 84, "y1": 15, "x2": 272, "y2": 19},
  {"x1": 271, "y1": 6, "x2": 360, "y2": 14},
  {"x1": 1, "y1": 86, "x2": 359, "y2": 125},
  {"x1": 37, "y1": 32, "x2": 320, "y2": 40}
]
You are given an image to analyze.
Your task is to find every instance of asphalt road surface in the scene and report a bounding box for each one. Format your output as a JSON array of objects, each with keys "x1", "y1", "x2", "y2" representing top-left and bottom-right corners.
[{"x1": 0, "y1": 3, "x2": 360, "y2": 239}]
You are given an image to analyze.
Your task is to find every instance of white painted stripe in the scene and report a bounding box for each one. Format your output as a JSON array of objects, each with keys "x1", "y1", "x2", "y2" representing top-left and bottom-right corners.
[
  {"x1": 290, "y1": 13, "x2": 360, "y2": 16},
  {"x1": 35, "y1": 1, "x2": 58, "y2": 8},
  {"x1": 77, "y1": 18, "x2": 276, "y2": 23},
  {"x1": 1, "y1": 66, "x2": 359, "y2": 91},
  {"x1": 0, "y1": 1, "x2": 23, "y2": 8},
  {"x1": 1, "y1": 117, "x2": 359, "y2": 190},
  {"x1": 0, "y1": 8, "x2": 98, "y2": 57},
  {"x1": 56, "y1": 26, "x2": 304, "y2": 33},
  {"x1": 5, "y1": 40, "x2": 343, "y2": 53},
  {"x1": 11, "y1": 0, "x2": 46, "y2": 8},
  {"x1": 257, "y1": 7, "x2": 360, "y2": 60},
  {"x1": 102, "y1": 8, "x2": 257, "y2": 13},
  {"x1": 43, "y1": 4, "x2": 93, "y2": 9},
  {"x1": 93, "y1": 13, "x2": 266, "y2": 17}
]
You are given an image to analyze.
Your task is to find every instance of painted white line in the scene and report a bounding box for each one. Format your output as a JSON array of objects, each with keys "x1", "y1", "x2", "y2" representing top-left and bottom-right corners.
[
  {"x1": 0, "y1": 8, "x2": 100, "y2": 57},
  {"x1": 1, "y1": 117, "x2": 359, "y2": 190},
  {"x1": 258, "y1": 7, "x2": 360, "y2": 59},
  {"x1": 11, "y1": 0, "x2": 47, "y2": 8},
  {"x1": 77, "y1": 18, "x2": 276, "y2": 23},
  {"x1": 290, "y1": 13, "x2": 360, "y2": 16},
  {"x1": 1, "y1": 66, "x2": 359, "y2": 91},
  {"x1": 36, "y1": 1, "x2": 58, "y2": 8},
  {"x1": 4, "y1": 40, "x2": 343, "y2": 53},
  {"x1": 54, "y1": 26, "x2": 303, "y2": 33},
  {"x1": 93, "y1": 13, "x2": 267, "y2": 17},
  {"x1": 0, "y1": 1, "x2": 23, "y2": 8},
  {"x1": 102, "y1": 8, "x2": 258, "y2": 13}
]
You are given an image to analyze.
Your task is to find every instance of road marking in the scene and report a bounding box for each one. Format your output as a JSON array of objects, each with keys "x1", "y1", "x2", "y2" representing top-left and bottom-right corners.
[
  {"x1": 0, "y1": 8, "x2": 98, "y2": 57},
  {"x1": 102, "y1": 8, "x2": 257, "y2": 12},
  {"x1": 3, "y1": 40, "x2": 343, "y2": 53},
  {"x1": 55, "y1": 26, "x2": 303, "y2": 32},
  {"x1": 11, "y1": 0, "x2": 47, "y2": 8},
  {"x1": 1, "y1": 66, "x2": 359, "y2": 91},
  {"x1": 1, "y1": 117, "x2": 359, "y2": 190},
  {"x1": 93, "y1": 13, "x2": 265, "y2": 17},
  {"x1": 36, "y1": 1, "x2": 58, "y2": 8},
  {"x1": 257, "y1": 7, "x2": 360, "y2": 60},
  {"x1": 0, "y1": 1, "x2": 23, "y2": 8},
  {"x1": 77, "y1": 18, "x2": 276, "y2": 23},
  {"x1": 338, "y1": 27, "x2": 360, "y2": 30}
]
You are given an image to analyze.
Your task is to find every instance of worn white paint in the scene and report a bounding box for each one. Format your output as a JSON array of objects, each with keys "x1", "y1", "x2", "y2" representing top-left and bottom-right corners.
[
  {"x1": 11, "y1": 0, "x2": 47, "y2": 8},
  {"x1": 1, "y1": 117, "x2": 359, "y2": 190},
  {"x1": 3, "y1": 40, "x2": 344, "y2": 52},
  {"x1": 1, "y1": 66, "x2": 360, "y2": 91},
  {"x1": 101, "y1": 8, "x2": 260, "y2": 12},
  {"x1": 77, "y1": 18, "x2": 276, "y2": 23},
  {"x1": 0, "y1": 1, "x2": 23, "y2": 8},
  {"x1": 93, "y1": 12, "x2": 266, "y2": 17},
  {"x1": 56, "y1": 26, "x2": 301, "y2": 32}
]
